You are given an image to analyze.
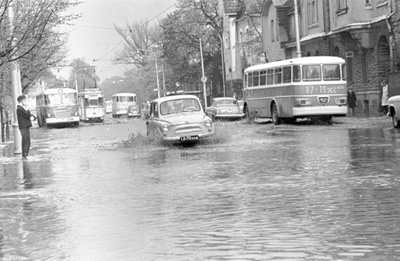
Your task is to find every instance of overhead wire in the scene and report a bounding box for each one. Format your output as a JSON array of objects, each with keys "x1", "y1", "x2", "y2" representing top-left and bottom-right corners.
[{"x1": 92, "y1": 1, "x2": 178, "y2": 64}]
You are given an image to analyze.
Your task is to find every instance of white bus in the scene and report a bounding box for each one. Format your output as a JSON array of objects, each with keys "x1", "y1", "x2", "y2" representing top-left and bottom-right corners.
[
  {"x1": 78, "y1": 88, "x2": 105, "y2": 122},
  {"x1": 36, "y1": 87, "x2": 80, "y2": 127},
  {"x1": 243, "y1": 56, "x2": 347, "y2": 124},
  {"x1": 111, "y1": 93, "x2": 137, "y2": 118}
]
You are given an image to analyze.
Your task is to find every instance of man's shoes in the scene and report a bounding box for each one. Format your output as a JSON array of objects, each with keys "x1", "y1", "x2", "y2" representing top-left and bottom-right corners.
[{"x1": 22, "y1": 156, "x2": 28, "y2": 161}]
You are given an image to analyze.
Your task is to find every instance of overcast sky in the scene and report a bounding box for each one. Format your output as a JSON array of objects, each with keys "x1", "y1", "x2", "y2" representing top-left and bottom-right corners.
[{"x1": 62, "y1": 0, "x2": 177, "y2": 81}]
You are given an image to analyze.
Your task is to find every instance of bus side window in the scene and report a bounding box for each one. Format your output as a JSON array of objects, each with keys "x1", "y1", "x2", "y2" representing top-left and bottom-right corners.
[
  {"x1": 342, "y1": 64, "x2": 347, "y2": 81},
  {"x1": 267, "y1": 69, "x2": 274, "y2": 85},
  {"x1": 274, "y1": 68, "x2": 282, "y2": 84},
  {"x1": 244, "y1": 73, "x2": 248, "y2": 88},
  {"x1": 253, "y1": 71, "x2": 259, "y2": 86},
  {"x1": 260, "y1": 70, "x2": 266, "y2": 85},
  {"x1": 293, "y1": 65, "x2": 301, "y2": 82},
  {"x1": 248, "y1": 72, "x2": 253, "y2": 87},
  {"x1": 283, "y1": 66, "x2": 292, "y2": 83}
]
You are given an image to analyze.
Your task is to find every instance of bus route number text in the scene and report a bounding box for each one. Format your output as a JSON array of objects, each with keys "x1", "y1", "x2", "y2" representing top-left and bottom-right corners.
[{"x1": 305, "y1": 85, "x2": 344, "y2": 94}]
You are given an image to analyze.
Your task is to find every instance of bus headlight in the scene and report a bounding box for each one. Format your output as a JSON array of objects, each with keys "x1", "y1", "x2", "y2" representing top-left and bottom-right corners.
[
  {"x1": 335, "y1": 98, "x2": 347, "y2": 105},
  {"x1": 296, "y1": 98, "x2": 312, "y2": 106}
]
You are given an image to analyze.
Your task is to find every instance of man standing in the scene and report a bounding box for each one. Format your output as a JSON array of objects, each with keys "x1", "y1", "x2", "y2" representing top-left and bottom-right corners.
[
  {"x1": 347, "y1": 90, "x2": 357, "y2": 116},
  {"x1": 16, "y1": 95, "x2": 33, "y2": 160}
]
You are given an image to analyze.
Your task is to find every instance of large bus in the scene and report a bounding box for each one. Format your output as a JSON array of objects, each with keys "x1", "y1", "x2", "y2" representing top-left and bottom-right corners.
[
  {"x1": 36, "y1": 87, "x2": 80, "y2": 127},
  {"x1": 78, "y1": 88, "x2": 105, "y2": 122},
  {"x1": 111, "y1": 93, "x2": 137, "y2": 118},
  {"x1": 243, "y1": 56, "x2": 347, "y2": 124}
]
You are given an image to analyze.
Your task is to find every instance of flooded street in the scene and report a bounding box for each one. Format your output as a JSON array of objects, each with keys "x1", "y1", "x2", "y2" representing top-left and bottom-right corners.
[{"x1": 1, "y1": 115, "x2": 400, "y2": 260}]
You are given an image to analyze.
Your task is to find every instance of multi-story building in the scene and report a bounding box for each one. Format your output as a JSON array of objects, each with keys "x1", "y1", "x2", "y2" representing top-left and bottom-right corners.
[
  {"x1": 221, "y1": 0, "x2": 264, "y2": 99},
  {"x1": 261, "y1": 0, "x2": 397, "y2": 114}
]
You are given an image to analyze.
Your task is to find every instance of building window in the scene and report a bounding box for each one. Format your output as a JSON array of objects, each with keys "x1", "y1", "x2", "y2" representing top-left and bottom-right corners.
[
  {"x1": 362, "y1": 49, "x2": 368, "y2": 83},
  {"x1": 336, "y1": 0, "x2": 348, "y2": 14},
  {"x1": 307, "y1": 0, "x2": 318, "y2": 25},
  {"x1": 271, "y1": 20, "x2": 275, "y2": 42}
]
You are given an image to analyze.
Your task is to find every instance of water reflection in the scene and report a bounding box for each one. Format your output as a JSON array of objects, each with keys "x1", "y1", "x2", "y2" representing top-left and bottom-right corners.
[
  {"x1": 22, "y1": 161, "x2": 33, "y2": 189},
  {"x1": 1, "y1": 120, "x2": 400, "y2": 260}
]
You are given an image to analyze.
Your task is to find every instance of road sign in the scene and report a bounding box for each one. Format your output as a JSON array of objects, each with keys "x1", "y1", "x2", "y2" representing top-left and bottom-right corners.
[{"x1": 201, "y1": 76, "x2": 207, "y2": 83}]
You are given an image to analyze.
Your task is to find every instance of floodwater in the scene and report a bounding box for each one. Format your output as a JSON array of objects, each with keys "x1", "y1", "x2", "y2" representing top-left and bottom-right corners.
[{"x1": 1, "y1": 116, "x2": 400, "y2": 260}]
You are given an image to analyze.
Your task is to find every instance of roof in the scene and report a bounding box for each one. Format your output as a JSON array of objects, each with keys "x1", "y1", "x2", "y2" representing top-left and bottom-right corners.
[
  {"x1": 154, "y1": 94, "x2": 200, "y2": 103},
  {"x1": 212, "y1": 97, "x2": 237, "y2": 101},
  {"x1": 244, "y1": 56, "x2": 345, "y2": 72},
  {"x1": 42, "y1": 87, "x2": 77, "y2": 94},
  {"x1": 112, "y1": 93, "x2": 136, "y2": 97}
]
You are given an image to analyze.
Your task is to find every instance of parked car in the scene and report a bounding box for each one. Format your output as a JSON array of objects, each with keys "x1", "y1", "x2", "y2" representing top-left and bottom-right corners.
[
  {"x1": 206, "y1": 97, "x2": 244, "y2": 121},
  {"x1": 127, "y1": 104, "x2": 140, "y2": 118},
  {"x1": 388, "y1": 95, "x2": 400, "y2": 128},
  {"x1": 146, "y1": 95, "x2": 214, "y2": 143}
]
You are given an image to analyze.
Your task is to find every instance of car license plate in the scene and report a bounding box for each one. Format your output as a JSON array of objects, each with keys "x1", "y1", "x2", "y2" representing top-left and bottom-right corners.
[{"x1": 180, "y1": 135, "x2": 199, "y2": 141}]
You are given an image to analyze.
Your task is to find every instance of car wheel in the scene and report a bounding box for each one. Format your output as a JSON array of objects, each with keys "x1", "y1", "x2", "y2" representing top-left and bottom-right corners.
[
  {"x1": 392, "y1": 112, "x2": 400, "y2": 128},
  {"x1": 271, "y1": 103, "x2": 281, "y2": 125}
]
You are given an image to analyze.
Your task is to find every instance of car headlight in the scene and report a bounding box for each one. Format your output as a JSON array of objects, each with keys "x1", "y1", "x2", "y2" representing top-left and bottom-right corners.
[
  {"x1": 162, "y1": 124, "x2": 170, "y2": 133},
  {"x1": 205, "y1": 119, "x2": 213, "y2": 131}
]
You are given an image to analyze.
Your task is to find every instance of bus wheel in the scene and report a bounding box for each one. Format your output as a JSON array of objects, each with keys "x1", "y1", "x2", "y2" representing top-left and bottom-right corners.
[{"x1": 271, "y1": 103, "x2": 281, "y2": 125}]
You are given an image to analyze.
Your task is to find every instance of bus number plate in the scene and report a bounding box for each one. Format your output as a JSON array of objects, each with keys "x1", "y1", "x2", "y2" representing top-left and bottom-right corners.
[
  {"x1": 318, "y1": 97, "x2": 329, "y2": 103},
  {"x1": 180, "y1": 136, "x2": 199, "y2": 142}
]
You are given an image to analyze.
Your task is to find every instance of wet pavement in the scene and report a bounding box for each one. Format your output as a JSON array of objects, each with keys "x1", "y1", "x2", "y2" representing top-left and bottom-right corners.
[{"x1": 1, "y1": 115, "x2": 400, "y2": 260}]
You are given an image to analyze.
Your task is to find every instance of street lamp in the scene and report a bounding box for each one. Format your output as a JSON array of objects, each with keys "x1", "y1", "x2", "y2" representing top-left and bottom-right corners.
[{"x1": 137, "y1": 49, "x2": 160, "y2": 99}]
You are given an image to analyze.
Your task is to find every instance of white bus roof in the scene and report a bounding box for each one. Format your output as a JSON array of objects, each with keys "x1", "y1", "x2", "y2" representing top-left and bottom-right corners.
[
  {"x1": 244, "y1": 56, "x2": 345, "y2": 73},
  {"x1": 112, "y1": 93, "x2": 136, "y2": 97},
  {"x1": 41, "y1": 88, "x2": 77, "y2": 94}
]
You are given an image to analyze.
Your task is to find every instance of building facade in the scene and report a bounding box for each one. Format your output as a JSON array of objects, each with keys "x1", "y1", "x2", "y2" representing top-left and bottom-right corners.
[
  {"x1": 261, "y1": 0, "x2": 398, "y2": 115},
  {"x1": 221, "y1": 0, "x2": 264, "y2": 99}
]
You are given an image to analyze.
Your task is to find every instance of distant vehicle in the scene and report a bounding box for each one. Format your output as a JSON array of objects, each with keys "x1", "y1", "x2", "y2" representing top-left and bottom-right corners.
[
  {"x1": 243, "y1": 56, "x2": 347, "y2": 124},
  {"x1": 388, "y1": 95, "x2": 400, "y2": 128},
  {"x1": 105, "y1": 100, "x2": 112, "y2": 114},
  {"x1": 111, "y1": 93, "x2": 137, "y2": 118},
  {"x1": 36, "y1": 87, "x2": 79, "y2": 127},
  {"x1": 127, "y1": 104, "x2": 140, "y2": 118},
  {"x1": 78, "y1": 88, "x2": 105, "y2": 122},
  {"x1": 146, "y1": 95, "x2": 214, "y2": 143},
  {"x1": 206, "y1": 97, "x2": 244, "y2": 121},
  {"x1": 141, "y1": 102, "x2": 150, "y2": 119}
]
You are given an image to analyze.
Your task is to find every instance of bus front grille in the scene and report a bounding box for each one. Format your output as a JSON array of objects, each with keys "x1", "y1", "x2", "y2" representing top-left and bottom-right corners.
[{"x1": 54, "y1": 108, "x2": 71, "y2": 118}]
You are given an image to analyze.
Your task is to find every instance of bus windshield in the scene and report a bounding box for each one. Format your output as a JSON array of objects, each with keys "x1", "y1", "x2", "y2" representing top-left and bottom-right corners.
[
  {"x1": 46, "y1": 93, "x2": 77, "y2": 105},
  {"x1": 118, "y1": 96, "x2": 135, "y2": 102}
]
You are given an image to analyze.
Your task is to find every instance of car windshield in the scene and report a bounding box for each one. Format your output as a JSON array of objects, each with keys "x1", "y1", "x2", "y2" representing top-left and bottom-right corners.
[
  {"x1": 160, "y1": 98, "x2": 201, "y2": 115},
  {"x1": 215, "y1": 99, "x2": 238, "y2": 107}
]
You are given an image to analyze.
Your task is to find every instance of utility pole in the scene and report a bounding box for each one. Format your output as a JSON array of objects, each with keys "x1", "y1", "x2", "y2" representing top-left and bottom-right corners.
[
  {"x1": 8, "y1": 2, "x2": 23, "y2": 154},
  {"x1": 199, "y1": 38, "x2": 208, "y2": 108},
  {"x1": 294, "y1": 0, "x2": 302, "y2": 58}
]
